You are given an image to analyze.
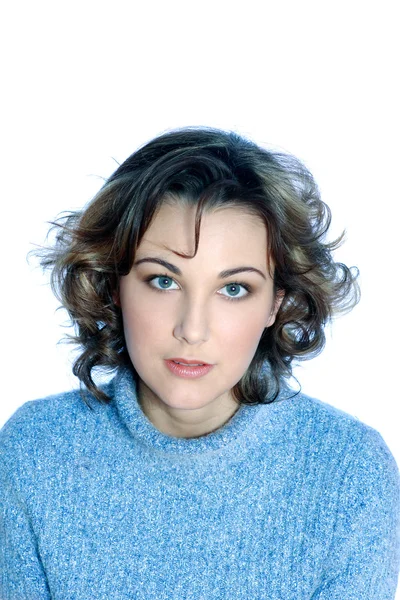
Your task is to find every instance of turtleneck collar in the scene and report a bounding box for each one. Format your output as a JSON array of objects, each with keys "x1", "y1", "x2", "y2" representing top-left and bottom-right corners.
[{"x1": 111, "y1": 365, "x2": 273, "y2": 457}]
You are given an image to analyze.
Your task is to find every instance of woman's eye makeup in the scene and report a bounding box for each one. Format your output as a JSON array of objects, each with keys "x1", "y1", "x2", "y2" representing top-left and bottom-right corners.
[{"x1": 144, "y1": 273, "x2": 253, "y2": 301}]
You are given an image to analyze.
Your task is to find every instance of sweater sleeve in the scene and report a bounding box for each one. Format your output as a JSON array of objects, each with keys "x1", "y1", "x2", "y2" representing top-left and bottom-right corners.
[
  {"x1": 0, "y1": 458, "x2": 51, "y2": 599},
  {"x1": 311, "y1": 427, "x2": 400, "y2": 600}
]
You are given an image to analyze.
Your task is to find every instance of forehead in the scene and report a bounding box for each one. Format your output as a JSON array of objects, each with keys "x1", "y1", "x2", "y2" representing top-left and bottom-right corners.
[{"x1": 138, "y1": 203, "x2": 268, "y2": 259}]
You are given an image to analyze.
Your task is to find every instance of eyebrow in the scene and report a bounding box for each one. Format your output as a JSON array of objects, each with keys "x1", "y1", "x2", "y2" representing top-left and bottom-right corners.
[{"x1": 133, "y1": 257, "x2": 266, "y2": 280}]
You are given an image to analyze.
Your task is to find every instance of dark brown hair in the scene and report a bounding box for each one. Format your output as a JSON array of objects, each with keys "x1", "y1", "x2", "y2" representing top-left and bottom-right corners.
[{"x1": 30, "y1": 126, "x2": 360, "y2": 406}]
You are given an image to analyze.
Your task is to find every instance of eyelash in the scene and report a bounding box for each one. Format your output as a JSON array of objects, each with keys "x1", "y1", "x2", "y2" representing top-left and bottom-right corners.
[{"x1": 144, "y1": 273, "x2": 253, "y2": 302}]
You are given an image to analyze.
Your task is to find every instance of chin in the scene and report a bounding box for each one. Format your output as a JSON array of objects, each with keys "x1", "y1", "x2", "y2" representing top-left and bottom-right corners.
[{"x1": 161, "y1": 393, "x2": 213, "y2": 411}]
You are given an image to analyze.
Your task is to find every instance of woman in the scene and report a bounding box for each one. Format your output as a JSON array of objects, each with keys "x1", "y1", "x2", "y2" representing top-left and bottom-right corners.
[{"x1": 1, "y1": 127, "x2": 399, "y2": 599}]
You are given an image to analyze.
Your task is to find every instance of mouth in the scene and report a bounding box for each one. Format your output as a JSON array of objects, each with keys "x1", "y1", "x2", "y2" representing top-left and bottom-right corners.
[
  {"x1": 167, "y1": 357, "x2": 212, "y2": 366},
  {"x1": 164, "y1": 359, "x2": 214, "y2": 379}
]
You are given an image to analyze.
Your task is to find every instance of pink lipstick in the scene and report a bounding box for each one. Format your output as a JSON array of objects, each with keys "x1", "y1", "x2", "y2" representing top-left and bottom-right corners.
[{"x1": 164, "y1": 359, "x2": 214, "y2": 379}]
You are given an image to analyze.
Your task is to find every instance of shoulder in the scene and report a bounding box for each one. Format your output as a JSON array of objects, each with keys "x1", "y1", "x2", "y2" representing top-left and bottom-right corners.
[
  {"x1": 284, "y1": 390, "x2": 399, "y2": 496},
  {"x1": 283, "y1": 388, "x2": 388, "y2": 445},
  {"x1": 0, "y1": 382, "x2": 114, "y2": 474},
  {"x1": 1, "y1": 386, "x2": 95, "y2": 438}
]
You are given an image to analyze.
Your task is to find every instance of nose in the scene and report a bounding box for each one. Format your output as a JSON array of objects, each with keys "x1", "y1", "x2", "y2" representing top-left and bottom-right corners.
[{"x1": 173, "y1": 295, "x2": 210, "y2": 344}]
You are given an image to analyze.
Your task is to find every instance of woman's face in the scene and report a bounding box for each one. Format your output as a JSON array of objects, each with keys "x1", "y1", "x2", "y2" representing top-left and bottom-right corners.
[{"x1": 118, "y1": 202, "x2": 283, "y2": 438}]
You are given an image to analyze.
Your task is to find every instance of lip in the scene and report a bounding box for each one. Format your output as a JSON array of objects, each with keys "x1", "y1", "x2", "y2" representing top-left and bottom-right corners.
[
  {"x1": 164, "y1": 360, "x2": 214, "y2": 379},
  {"x1": 167, "y1": 357, "x2": 212, "y2": 366}
]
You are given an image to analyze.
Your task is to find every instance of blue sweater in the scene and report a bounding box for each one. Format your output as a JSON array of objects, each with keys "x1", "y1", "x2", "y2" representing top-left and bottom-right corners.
[{"x1": 1, "y1": 365, "x2": 399, "y2": 599}]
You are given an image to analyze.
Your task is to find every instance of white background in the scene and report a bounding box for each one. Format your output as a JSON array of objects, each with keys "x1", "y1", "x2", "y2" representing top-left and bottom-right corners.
[{"x1": 0, "y1": 0, "x2": 399, "y2": 587}]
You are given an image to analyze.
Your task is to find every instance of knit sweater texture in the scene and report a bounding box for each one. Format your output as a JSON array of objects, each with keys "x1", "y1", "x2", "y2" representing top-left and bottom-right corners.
[{"x1": 1, "y1": 365, "x2": 399, "y2": 599}]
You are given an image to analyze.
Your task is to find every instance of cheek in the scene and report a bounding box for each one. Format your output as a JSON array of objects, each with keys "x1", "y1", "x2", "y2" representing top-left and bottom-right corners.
[
  {"x1": 219, "y1": 311, "x2": 266, "y2": 359},
  {"x1": 122, "y1": 306, "x2": 167, "y2": 352},
  {"x1": 120, "y1": 284, "x2": 158, "y2": 341}
]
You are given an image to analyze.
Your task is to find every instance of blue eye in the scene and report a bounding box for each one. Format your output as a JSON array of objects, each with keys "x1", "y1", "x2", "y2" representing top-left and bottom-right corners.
[
  {"x1": 148, "y1": 275, "x2": 179, "y2": 291},
  {"x1": 220, "y1": 283, "x2": 250, "y2": 300},
  {"x1": 145, "y1": 274, "x2": 252, "y2": 301}
]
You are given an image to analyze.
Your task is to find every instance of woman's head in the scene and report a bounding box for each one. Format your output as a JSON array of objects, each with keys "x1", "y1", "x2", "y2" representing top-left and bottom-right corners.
[
  {"x1": 117, "y1": 201, "x2": 283, "y2": 430},
  {"x1": 34, "y1": 126, "x2": 360, "y2": 405}
]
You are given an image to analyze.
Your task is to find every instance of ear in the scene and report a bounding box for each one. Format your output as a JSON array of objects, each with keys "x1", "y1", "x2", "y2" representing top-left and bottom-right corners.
[
  {"x1": 266, "y1": 290, "x2": 285, "y2": 327},
  {"x1": 112, "y1": 290, "x2": 121, "y2": 308}
]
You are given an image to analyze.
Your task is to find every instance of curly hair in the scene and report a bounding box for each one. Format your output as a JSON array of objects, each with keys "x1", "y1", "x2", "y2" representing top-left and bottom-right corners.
[{"x1": 30, "y1": 126, "x2": 360, "y2": 407}]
